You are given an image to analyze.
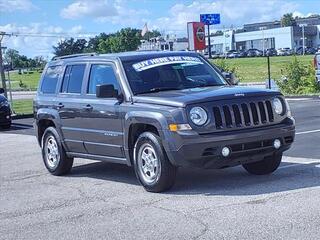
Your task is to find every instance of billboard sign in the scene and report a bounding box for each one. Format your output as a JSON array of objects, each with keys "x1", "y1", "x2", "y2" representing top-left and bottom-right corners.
[
  {"x1": 187, "y1": 22, "x2": 206, "y2": 51},
  {"x1": 200, "y1": 13, "x2": 220, "y2": 25}
]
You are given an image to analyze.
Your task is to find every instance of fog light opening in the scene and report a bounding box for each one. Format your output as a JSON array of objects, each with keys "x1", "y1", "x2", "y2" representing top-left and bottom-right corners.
[
  {"x1": 222, "y1": 147, "x2": 231, "y2": 157},
  {"x1": 273, "y1": 139, "x2": 281, "y2": 149}
]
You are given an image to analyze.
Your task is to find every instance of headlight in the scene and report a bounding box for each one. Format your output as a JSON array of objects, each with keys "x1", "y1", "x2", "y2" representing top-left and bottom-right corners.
[
  {"x1": 190, "y1": 107, "x2": 208, "y2": 125},
  {"x1": 0, "y1": 100, "x2": 9, "y2": 107},
  {"x1": 272, "y1": 97, "x2": 284, "y2": 115}
]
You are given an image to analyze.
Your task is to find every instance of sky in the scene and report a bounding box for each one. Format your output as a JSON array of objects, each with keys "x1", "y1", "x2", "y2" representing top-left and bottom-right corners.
[{"x1": 0, "y1": 0, "x2": 319, "y2": 58}]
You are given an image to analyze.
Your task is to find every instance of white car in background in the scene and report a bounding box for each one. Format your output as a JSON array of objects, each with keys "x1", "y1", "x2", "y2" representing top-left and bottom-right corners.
[{"x1": 315, "y1": 52, "x2": 320, "y2": 85}]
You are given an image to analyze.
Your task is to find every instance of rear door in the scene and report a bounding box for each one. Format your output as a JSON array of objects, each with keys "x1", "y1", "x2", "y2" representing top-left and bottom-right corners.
[
  {"x1": 80, "y1": 62, "x2": 124, "y2": 158},
  {"x1": 57, "y1": 63, "x2": 87, "y2": 153}
]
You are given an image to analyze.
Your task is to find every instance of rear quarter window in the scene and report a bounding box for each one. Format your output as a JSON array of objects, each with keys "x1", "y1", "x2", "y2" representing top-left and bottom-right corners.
[{"x1": 40, "y1": 66, "x2": 62, "y2": 94}]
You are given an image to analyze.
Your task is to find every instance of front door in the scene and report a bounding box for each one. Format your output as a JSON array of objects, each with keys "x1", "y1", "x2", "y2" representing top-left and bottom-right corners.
[{"x1": 80, "y1": 63, "x2": 124, "y2": 158}]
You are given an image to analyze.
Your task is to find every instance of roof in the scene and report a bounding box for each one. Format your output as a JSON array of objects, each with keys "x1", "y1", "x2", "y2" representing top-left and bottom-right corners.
[{"x1": 49, "y1": 51, "x2": 198, "y2": 66}]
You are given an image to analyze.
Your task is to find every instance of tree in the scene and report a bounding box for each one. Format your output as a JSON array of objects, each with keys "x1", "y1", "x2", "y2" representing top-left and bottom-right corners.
[
  {"x1": 53, "y1": 38, "x2": 88, "y2": 56},
  {"x1": 142, "y1": 29, "x2": 161, "y2": 40},
  {"x1": 98, "y1": 28, "x2": 141, "y2": 53},
  {"x1": 281, "y1": 13, "x2": 296, "y2": 27},
  {"x1": 4, "y1": 49, "x2": 20, "y2": 68}
]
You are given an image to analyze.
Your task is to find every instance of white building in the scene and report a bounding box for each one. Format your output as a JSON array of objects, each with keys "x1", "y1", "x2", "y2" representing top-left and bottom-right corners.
[
  {"x1": 208, "y1": 17, "x2": 320, "y2": 53},
  {"x1": 138, "y1": 36, "x2": 188, "y2": 51}
]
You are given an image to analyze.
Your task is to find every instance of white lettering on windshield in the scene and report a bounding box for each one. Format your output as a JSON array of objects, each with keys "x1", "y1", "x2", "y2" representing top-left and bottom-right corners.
[{"x1": 132, "y1": 56, "x2": 203, "y2": 72}]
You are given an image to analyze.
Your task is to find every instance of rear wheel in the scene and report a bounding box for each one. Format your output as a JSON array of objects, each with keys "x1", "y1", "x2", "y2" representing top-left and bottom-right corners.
[
  {"x1": 133, "y1": 132, "x2": 177, "y2": 192},
  {"x1": 242, "y1": 153, "x2": 282, "y2": 175},
  {"x1": 41, "y1": 127, "x2": 73, "y2": 176}
]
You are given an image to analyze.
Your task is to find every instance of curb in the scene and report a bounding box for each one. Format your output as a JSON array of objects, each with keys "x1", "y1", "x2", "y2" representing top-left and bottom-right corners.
[
  {"x1": 285, "y1": 95, "x2": 320, "y2": 99},
  {"x1": 12, "y1": 114, "x2": 34, "y2": 120}
]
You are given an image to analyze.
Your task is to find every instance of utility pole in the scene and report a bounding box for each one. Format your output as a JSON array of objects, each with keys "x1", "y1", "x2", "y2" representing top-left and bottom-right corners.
[{"x1": 0, "y1": 32, "x2": 11, "y2": 98}]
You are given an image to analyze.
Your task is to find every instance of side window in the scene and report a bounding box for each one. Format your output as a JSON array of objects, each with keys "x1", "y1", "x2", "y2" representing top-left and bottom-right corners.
[
  {"x1": 87, "y1": 64, "x2": 119, "y2": 95},
  {"x1": 60, "y1": 64, "x2": 86, "y2": 94},
  {"x1": 41, "y1": 66, "x2": 62, "y2": 94}
]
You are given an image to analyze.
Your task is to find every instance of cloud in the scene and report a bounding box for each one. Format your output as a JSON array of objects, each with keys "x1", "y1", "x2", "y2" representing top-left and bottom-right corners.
[
  {"x1": 0, "y1": 0, "x2": 36, "y2": 12},
  {"x1": 60, "y1": 0, "x2": 118, "y2": 19},
  {"x1": 60, "y1": 0, "x2": 150, "y2": 27},
  {"x1": 0, "y1": 23, "x2": 89, "y2": 58},
  {"x1": 150, "y1": 0, "x2": 300, "y2": 34}
]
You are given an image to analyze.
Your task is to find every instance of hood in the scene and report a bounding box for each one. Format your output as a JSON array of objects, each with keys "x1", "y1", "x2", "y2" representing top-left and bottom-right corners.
[{"x1": 133, "y1": 85, "x2": 280, "y2": 107}]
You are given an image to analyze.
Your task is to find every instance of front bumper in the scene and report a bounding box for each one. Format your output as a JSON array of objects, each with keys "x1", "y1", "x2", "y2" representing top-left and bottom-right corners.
[
  {"x1": 163, "y1": 117, "x2": 295, "y2": 169},
  {"x1": 0, "y1": 106, "x2": 11, "y2": 126}
]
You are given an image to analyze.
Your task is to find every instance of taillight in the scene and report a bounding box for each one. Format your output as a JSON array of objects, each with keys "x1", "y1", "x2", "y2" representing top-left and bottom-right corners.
[{"x1": 314, "y1": 56, "x2": 318, "y2": 70}]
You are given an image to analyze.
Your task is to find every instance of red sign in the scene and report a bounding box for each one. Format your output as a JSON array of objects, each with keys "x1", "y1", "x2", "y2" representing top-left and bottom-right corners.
[{"x1": 187, "y1": 22, "x2": 206, "y2": 51}]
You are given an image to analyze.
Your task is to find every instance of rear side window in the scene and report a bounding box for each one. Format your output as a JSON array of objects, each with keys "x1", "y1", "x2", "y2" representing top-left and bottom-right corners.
[
  {"x1": 60, "y1": 64, "x2": 86, "y2": 94},
  {"x1": 87, "y1": 64, "x2": 119, "y2": 94},
  {"x1": 41, "y1": 66, "x2": 62, "y2": 94}
]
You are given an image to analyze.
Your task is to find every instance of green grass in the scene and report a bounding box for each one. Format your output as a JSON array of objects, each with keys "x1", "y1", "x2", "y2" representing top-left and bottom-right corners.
[
  {"x1": 11, "y1": 99, "x2": 33, "y2": 115},
  {"x1": 212, "y1": 55, "x2": 314, "y2": 83},
  {"x1": 9, "y1": 71, "x2": 42, "y2": 90}
]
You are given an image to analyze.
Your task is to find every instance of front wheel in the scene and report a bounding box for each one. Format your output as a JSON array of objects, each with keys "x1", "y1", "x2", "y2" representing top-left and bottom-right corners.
[
  {"x1": 41, "y1": 127, "x2": 73, "y2": 176},
  {"x1": 133, "y1": 132, "x2": 177, "y2": 192},
  {"x1": 242, "y1": 153, "x2": 282, "y2": 175}
]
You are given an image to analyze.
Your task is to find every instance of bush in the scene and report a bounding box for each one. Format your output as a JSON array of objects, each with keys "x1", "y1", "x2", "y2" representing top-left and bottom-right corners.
[
  {"x1": 213, "y1": 58, "x2": 242, "y2": 81},
  {"x1": 19, "y1": 80, "x2": 27, "y2": 89},
  {"x1": 277, "y1": 56, "x2": 320, "y2": 94}
]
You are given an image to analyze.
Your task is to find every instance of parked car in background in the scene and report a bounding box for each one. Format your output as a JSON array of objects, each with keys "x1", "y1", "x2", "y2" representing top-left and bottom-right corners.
[
  {"x1": 238, "y1": 50, "x2": 247, "y2": 58},
  {"x1": 296, "y1": 47, "x2": 317, "y2": 55},
  {"x1": 246, "y1": 49, "x2": 262, "y2": 57},
  {"x1": 277, "y1": 48, "x2": 292, "y2": 56},
  {"x1": 314, "y1": 52, "x2": 320, "y2": 85},
  {"x1": 0, "y1": 88, "x2": 12, "y2": 129},
  {"x1": 226, "y1": 50, "x2": 240, "y2": 58},
  {"x1": 265, "y1": 48, "x2": 277, "y2": 56}
]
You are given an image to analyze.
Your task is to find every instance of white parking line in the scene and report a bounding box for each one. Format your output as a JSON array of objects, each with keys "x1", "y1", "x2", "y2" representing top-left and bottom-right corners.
[
  {"x1": 296, "y1": 129, "x2": 320, "y2": 135},
  {"x1": 279, "y1": 156, "x2": 320, "y2": 170}
]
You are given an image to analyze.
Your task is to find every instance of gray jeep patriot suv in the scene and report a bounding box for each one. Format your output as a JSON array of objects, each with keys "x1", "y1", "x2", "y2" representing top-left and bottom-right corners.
[{"x1": 34, "y1": 51, "x2": 295, "y2": 192}]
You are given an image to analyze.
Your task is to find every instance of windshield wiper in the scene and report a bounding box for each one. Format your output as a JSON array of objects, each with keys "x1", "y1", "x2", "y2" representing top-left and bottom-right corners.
[{"x1": 137, "y1": 87, "x2": 182, "y2": 94}]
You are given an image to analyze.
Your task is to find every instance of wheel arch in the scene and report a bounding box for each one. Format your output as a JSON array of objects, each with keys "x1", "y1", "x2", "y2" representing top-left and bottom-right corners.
[{"x1": 124, "y1": 111, "x2": 169, "y2": 166}]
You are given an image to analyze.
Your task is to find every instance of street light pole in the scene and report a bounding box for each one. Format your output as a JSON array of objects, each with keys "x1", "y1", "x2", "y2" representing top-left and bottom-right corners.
[
  {"x1": 207, "y1": 24, "x2": 212, "y2": 59},
  {"x1": 259, "y1": 27, "x2": 267, "y2": 56},
  {"x1": 299, "y1": 24, "x2": 307, "y2": 55}
]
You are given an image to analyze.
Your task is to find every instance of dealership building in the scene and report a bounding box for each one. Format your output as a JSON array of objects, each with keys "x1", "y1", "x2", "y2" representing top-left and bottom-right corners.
[{"x1": 209, "y1": 16, "x2": 320, "y2": 53}]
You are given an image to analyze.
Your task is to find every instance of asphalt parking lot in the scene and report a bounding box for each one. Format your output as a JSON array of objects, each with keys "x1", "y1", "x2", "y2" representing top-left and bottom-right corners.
[{"x1": 0, "y1": 98, "x2": 319, "y2": 240}]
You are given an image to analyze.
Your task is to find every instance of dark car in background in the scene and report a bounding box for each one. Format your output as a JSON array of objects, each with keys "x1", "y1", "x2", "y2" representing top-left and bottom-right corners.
[
  {"x1": 296, "y1": 47, "x2": 317, "y2": 55},
  {"x1": 246, "y1": 49, "x2": 263, "y2": 57},
  {"x1": 0, "y1": 88, "x2": 12, "y2": 129},
  {"x1": 265, "y1": 48, "x2": 277, "y2": 56}
]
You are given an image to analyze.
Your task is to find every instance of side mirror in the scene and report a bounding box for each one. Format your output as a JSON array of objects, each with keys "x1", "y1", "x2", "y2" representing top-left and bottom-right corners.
[
  {"x1": 222, "y1": 72, "x2": 239, "y2": 85},
  {"x1": 96, "y1": 84, "x2": 118, "y2": 98},
  {"x1": 0, "y1": 88, "x2": 4, "y2": 94}
]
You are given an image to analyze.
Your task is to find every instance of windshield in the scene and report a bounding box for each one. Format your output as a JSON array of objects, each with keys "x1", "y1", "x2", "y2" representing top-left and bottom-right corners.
[{"x1": 122, "y1": 55, "x2": 227, "y2": 95}]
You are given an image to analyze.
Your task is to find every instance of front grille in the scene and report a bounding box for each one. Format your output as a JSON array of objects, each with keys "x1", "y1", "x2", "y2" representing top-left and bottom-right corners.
[{"x1": 213, "y1": 100, "x2": 274, "y2": 129}]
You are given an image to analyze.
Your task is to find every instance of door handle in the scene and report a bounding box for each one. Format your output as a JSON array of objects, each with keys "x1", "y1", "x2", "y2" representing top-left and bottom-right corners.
[
  {"x1": 55, "y1": 103, "x2": 64, "y2": 109},
  {"x1": 83, "y1": 104, "x2": 93, "y2": 111}
]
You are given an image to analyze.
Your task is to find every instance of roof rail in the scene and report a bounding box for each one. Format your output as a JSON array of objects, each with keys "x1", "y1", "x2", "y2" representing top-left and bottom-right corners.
[{"x1": 52, "y1": 52, "x2": 97, "y2": 60}]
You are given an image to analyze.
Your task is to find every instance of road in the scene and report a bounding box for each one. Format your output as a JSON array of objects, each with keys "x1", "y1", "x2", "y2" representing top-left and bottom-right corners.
[{"x1": 0, "y1": 98, "x2": 319, "y2": 240}]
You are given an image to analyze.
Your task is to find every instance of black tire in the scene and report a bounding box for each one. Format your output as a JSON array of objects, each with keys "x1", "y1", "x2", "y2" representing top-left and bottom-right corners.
[
  {"x1": 133, "y1": 132, "x2": 177, "y2": 193},
  {"x1": 242, "y1": 153, "x2": 282, "y2": 175},
  {"x1": 41, "y1": 127, "x2": 73, "y2": 176}
]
